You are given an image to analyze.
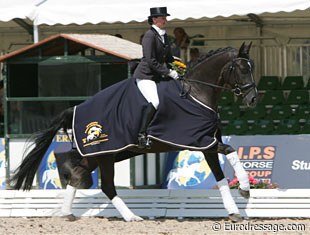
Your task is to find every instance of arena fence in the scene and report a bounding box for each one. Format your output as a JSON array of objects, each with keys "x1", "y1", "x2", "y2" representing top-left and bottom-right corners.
[{"x1": 0, "y1": 189, "x2": 309, "y2": 219}]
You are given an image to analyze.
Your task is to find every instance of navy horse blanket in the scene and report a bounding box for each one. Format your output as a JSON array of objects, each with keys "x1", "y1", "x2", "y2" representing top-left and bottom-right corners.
[{"x1": 73, "y1": 78, "x2": 219, "y2": 156}]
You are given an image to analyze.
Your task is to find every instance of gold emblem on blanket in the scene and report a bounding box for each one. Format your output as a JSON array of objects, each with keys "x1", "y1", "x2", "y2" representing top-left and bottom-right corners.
[{"x1": 82, "y1": 121, "x2": 109, "y2": 147}]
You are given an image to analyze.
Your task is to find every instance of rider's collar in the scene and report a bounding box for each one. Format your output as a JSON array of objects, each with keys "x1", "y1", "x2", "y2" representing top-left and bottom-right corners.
[{"x1": 152, "y1": 25, "x2": 166, "y2": 36}]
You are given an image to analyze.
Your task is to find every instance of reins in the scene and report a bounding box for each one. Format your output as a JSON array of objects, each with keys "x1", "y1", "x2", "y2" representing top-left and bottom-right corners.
[
  {"x1": 179, "y1": 77, "x2": 232, "y2": 98},
  {"x1": 180, "y1": 77, "x2": 232, "y2": 91}
]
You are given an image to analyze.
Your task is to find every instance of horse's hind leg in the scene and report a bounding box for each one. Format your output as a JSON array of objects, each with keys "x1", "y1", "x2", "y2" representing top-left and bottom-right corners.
[
  {"x1": 96, "y1": 156, "x2": 143, "y2": 222},
  {"x1": 203, "y1": 152, "x2": 242, "y2": 222},
  {"x1": 218, "y1": 143, "x2": 250, "y2": 198},
  {"x1": 59, "y1": 153, "x2": 98, "y2": 220}
]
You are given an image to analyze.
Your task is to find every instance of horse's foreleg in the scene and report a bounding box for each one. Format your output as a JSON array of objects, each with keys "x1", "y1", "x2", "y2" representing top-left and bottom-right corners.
[
  {"x1": 218, "y1": 143, "x2": 250, "y2": 197},
  {"x1": 203, "y1": 152, "x2": 241, "y2": 222},
  {"x1": 96, "y1": 156, "x2": 143, "y2": 222}
]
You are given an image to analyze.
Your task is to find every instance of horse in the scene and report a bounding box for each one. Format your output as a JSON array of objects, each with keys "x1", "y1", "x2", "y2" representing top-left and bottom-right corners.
[{"x1": 10, "y1": 42, "x2": 257, "y2": 223}]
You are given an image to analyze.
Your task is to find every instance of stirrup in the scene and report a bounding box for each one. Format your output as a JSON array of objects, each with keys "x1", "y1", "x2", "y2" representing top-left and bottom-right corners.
[{"x1": 137, "y1": 133, "x2": 152, "y2": 149}]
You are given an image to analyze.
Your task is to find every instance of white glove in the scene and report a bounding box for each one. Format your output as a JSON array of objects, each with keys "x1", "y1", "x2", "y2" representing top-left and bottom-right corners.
[{"x1": 168, "y1": 70, "x2": 179, "y2": 80}]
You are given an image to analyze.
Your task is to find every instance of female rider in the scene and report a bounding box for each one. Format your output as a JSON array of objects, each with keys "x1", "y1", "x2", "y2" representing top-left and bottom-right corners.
[{"x1": 133, "y1": 7, "x2": 179, "y2": 148}]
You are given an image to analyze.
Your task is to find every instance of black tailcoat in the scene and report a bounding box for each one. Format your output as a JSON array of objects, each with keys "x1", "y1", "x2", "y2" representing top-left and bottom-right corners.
[{"x1": 133, "y1": 27, "x2": 174, "y2": 81}]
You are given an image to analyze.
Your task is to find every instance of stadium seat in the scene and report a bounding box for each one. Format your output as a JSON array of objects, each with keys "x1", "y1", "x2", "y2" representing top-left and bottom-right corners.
[
  {"x1": 241, "y1": 105, "x2": 266, "y2": 122},
  {"x1": 249, "y1": 119, "x2": 274, "y2": 135},
  {"x1": 294, "y1": 104, "x2": 310, "y2": 123},
  {"x1": 219, "y1": 105, "x2": 240, "y2": 122},
  {"x1": 281, "y1": 76, "x2": 304, "y2": 90},
  {"x1": 300, "y1": 120, "x2": 310, "y2": 134},
  {"x1": 257, "y1": 76, "x2": 280, "y2": 91},
  {"x1": 306, "y1": 78, "x2": 310, "y2": 90},
  {"x1": 221, "y1": 119, "x2": 249, "y2": 135},
  {"x1": 276, "y1": 119, "x2": 301, "y2": 134},
  {"x1": 260, "y1": 90, "x2": 285, "y2": 106},
  {"x1": 218, "y1": 91, "x2": 234, "y2": 106},
  {"x1": 267, "y1": 105, "x2": 293, "y2": 122},
  {"x1": 286, "y1": 90, "x2": 309, "y2": 106}
]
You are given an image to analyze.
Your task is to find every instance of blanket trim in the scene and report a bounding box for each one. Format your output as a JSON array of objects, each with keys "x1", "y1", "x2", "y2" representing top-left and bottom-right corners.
[
  {"x1": 189, "y1": 95, "x2": 217, "y2": 113},
  {"x1": 73, "y1": 135, "x2": 218, "y2": 157}
]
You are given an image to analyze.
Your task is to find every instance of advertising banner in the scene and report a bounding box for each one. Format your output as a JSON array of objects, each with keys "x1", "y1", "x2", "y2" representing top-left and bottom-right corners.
[
  {"x1": 224, "y1": 142, "x2": 276, "y2": 184},
  {"x1": 163, "y1": 135, "x2": 310, "y2": 189},
  {"x1": 163, "y1": 137, "x2": 229, "y2": 189},
  {"x1": 39, "y1": 134, "x2": 98, "y2": 189},
  {"x1": 225, "y1": 135, "x2": 310, "y2": 188}
]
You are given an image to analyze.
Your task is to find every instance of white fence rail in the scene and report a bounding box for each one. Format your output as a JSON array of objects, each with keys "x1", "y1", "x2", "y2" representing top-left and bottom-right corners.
[{"x1": 1, "y1": 189, "x2": 310, "y2": 219}]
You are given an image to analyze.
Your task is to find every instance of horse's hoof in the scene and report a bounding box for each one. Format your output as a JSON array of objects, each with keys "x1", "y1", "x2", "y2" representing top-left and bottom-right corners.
[
  {"x1": 127, "y1": 215, "x2": 144, "y2": 222},
  {"x1": 62, "y1": 214, "x2": 78, "y2": 222},
  {"x1": 229, "y1": 213, "x2": 242, "y2": 223},
  {"x1": 238, "y1": 188, "x2": 250, "y2": 199}
]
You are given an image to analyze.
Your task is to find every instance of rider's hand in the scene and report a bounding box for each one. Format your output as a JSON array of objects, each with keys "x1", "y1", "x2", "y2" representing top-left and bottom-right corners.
[{"x1": 168, "y1": 70, "x2": 179, "y2": 80}]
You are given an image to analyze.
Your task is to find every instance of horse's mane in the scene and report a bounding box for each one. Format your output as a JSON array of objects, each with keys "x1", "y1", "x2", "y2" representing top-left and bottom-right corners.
[{"x1": 189, "y1": 47, "x2": 235, "y2": 71}]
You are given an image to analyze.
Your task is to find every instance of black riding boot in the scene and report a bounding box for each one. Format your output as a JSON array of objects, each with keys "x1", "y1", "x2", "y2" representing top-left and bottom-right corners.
[{"x1": 137, "y1": 103, "x2": 156, "y2": 149}]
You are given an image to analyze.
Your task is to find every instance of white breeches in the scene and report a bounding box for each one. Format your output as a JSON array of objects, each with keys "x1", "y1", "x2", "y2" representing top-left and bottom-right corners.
[{"x1": 136, "y1": 79, "x2": 159, "y2": 109}]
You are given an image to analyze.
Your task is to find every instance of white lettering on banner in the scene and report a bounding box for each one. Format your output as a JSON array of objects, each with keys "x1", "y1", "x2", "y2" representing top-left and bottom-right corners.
[
  {"x1": 241, "y1": 161, "x2": 273, "y2": 169},
  {"x1": 291, "y1": 160, "x2": 310, "y2": 170}
]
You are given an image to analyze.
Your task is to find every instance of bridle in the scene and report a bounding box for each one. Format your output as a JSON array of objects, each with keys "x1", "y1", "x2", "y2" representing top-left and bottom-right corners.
[
  {"x1": 226, "y1": 57, "x2": 256, "y2": 97},
  {"x1": 179, "y1": 57, "x2": 256, "y2": 98}
]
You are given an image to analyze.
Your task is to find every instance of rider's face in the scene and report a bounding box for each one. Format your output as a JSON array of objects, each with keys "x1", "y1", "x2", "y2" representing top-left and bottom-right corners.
[{"x1": 153, "y1": 16, "x2": 167, "y2": 29}]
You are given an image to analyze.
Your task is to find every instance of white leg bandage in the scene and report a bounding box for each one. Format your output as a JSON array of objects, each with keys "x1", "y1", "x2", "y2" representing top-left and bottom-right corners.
[
  {"x1": 217, "y1": 178, "x2": 239, "y2": 215},
  {"x1": 136, "y1": 79, "x2": 159, "y2": 109},
  {"x1": 61, "y1": 184, "x2": 76, "y2": 216},
  {"x1": 112, "y1": 196, "x2": 143, "y2": 222},
  {"x1": 226, "y1": 151, "x2": 250, "y2": 191}
]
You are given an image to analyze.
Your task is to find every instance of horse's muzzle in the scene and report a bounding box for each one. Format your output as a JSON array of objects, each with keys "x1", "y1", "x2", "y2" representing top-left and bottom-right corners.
[{"x1": 243, "y1": 87, "x2": 258, "y2": 108}]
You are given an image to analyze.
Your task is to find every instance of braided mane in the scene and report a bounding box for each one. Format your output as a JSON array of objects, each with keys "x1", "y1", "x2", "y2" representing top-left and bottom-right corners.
[{"x1": 189, "y1": 47, "x2": 235, "y2": 70}]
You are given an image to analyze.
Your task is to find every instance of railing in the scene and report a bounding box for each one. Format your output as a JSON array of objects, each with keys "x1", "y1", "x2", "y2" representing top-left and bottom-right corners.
[{"x1": 1, "y1": 189, "x2": 310, "y2": 218}]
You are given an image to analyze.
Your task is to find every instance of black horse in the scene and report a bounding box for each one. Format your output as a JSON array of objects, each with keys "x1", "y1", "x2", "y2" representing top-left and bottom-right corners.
[{"x1": 10, "y1": 42, "x2": 257, "y2": 222}]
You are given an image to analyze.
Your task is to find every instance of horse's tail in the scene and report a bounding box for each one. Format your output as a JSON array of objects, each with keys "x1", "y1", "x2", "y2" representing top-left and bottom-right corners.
[{"x1": 10, "y1": 107, "x2": 74, "y2": 191}]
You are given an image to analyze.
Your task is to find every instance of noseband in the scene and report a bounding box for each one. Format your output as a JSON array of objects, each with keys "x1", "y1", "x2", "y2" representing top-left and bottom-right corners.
[{"x1": 180, "y1": 57, "x2": 256, "y2": 98}]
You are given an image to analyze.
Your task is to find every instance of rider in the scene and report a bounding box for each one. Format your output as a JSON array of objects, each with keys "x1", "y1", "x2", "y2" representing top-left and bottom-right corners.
[{"x1": 133, "y1": 7, "x2": 179, "y2": 148}]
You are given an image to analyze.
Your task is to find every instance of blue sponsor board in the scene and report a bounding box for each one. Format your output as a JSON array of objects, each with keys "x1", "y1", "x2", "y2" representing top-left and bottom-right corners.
[
  {"x1": 163, "y1": 135, "x2": 310, "y2": 189},
  {"x1": 39, "y1": 134, "x2": 98, "y2": 189},
  {"x1": 225, "y1": 135, "x2": 310, "y2": 189}
]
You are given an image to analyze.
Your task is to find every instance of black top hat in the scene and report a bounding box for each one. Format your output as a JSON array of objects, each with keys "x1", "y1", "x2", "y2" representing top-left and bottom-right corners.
[{"x1": 149, "y1": 7, "x2": 170, "y2": 17}]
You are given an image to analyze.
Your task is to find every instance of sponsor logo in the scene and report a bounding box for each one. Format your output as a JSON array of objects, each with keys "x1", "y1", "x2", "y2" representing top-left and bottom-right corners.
[
  {"x1": 291, "y1": 160, "x2": 310, "y2": 170},
  {"x1": 237, "y1": 146, "x2": 276, "y2": 183},
  {"x1": 82, "y1": 121, "x2": 109, "y2": 147}
]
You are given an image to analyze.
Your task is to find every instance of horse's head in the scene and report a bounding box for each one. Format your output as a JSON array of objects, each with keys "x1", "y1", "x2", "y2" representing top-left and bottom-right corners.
[{"x1": 223, "y1": 42, "x2": 258, "y2": 108}]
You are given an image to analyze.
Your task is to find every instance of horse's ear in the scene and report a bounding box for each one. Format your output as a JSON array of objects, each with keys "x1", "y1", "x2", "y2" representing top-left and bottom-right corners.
[
  {"x1": 238, "y1": 41, "x2": 252, "y2": 57},
  {"x1": 238, "y1": 42, "x2": 246, "y2": 56},
  {"x1": 246, "y1": 41, "x2": 252, "y2": 54}
]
